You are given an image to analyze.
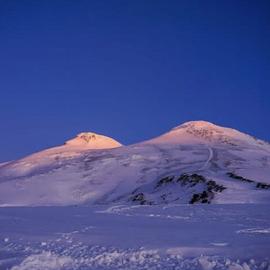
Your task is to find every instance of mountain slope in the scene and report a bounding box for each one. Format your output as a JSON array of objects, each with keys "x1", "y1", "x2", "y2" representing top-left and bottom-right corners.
[{"x1": 0, "y1": 121, "x2": 269, "y2": 206}]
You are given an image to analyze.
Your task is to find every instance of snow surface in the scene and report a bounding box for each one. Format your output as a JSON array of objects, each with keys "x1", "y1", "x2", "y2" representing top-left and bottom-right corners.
[
  {"x1": 0, "y1": 121, "x2": 270, "y2": 269},
  {"x1": 0, "y1": 205, "x2": 270, "y2": 270}
]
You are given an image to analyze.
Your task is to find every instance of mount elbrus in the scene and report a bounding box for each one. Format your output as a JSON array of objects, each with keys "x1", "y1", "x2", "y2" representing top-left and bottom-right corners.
[{"x1": 0, "y1": 121, "x2": 269, "y2": 206}]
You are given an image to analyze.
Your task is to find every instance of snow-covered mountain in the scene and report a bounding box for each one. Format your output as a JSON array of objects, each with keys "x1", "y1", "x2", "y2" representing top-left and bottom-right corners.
[
  {"x1": 65, "y1": 132, "x2": 122, "y2": 149},
  {"x1": 0, "y1": 121, "x2": 270, "y2": 206}
]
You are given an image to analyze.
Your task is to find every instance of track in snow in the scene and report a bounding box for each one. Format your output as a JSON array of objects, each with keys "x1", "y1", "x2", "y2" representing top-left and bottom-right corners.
[{"x1": 199, "y1": 146, "x2": 214, "y2": 171}]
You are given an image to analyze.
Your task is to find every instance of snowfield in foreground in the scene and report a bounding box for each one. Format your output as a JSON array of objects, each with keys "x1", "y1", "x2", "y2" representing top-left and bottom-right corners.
[{"x1": 0, "y1": 204, "x2": 270, "y2": 270}]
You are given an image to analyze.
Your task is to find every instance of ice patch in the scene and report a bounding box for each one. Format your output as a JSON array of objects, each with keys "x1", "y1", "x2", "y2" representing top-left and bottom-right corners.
[
  {"x1": 237, "y1": 228, "x2": 270, "y2": 234},
  {"x1": 210, "y1": 242, "x2": 229, "y2": 247}
]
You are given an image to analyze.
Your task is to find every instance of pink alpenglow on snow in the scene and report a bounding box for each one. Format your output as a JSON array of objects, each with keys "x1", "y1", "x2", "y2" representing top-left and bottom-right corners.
[{"x1": 65, "y1": 132, "x2": 122, "y2": 149}]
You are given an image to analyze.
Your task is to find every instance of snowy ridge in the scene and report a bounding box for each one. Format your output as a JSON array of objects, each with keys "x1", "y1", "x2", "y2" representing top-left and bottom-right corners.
[{"x1": 0, "y1": 121, "x2": 270, "y2": 206}]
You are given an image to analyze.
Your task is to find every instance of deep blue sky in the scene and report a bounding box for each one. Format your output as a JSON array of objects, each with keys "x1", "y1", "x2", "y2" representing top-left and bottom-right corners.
[{"x1": 0, "y1": 0, "x2": 269, "y2": 162}]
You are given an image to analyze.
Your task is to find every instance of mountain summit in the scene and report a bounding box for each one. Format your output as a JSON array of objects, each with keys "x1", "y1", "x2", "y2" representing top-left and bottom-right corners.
[
  {"x1": 65, "y1": 132, "x2": 122, "y2": 149},
  {"x1": 149, "y1": 120, "x2": 268, "y2": 148}
]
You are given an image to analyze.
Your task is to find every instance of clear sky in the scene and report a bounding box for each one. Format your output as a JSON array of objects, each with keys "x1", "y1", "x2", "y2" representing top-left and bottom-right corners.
[{"x1": 0, "y1": 0, "x2": 269, "y2": 162}]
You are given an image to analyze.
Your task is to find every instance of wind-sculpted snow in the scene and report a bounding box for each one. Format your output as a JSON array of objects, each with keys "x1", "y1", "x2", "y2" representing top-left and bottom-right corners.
[
  {"x1": 0, "y1": 121, "x2": 270, "y2": 206},
  {"x1": 0, "y1": 205, "x2": 270, "y2": 270},
  {"x1": 7, "y1": 250, "x2": 270, "y2": 270}
]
